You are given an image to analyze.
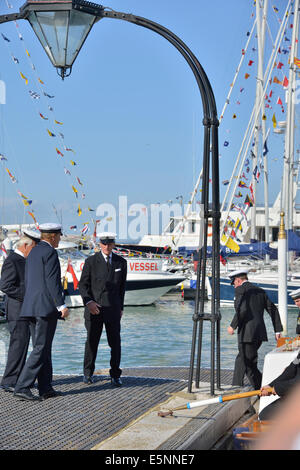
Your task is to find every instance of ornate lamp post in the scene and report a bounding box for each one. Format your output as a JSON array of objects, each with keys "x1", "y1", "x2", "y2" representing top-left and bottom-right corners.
[{"x1": 0, "y1": 0, "x2": 221, "y2": 395}]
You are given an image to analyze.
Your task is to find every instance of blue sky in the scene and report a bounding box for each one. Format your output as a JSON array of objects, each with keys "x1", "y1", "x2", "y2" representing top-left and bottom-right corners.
[{"x1": 0, "y1": 0, "x2": 297, "y2": 240}]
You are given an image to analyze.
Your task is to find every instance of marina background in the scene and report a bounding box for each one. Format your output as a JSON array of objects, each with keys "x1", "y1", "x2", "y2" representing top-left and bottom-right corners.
[
  {"x1": 1, "y1": 295, "x2": 298, "y2": 375},
  {"x1": 0, "y1": 0, "x2": 288, "y2": 236}
]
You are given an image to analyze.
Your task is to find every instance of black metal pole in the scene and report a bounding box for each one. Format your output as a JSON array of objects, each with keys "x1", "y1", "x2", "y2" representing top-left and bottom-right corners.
[
  {"x1": 101, "y1": 10, "x2": 220, "y2": 394},
  {"x1": 194, "y1": 122, "x2": 210, "y2": 389}
]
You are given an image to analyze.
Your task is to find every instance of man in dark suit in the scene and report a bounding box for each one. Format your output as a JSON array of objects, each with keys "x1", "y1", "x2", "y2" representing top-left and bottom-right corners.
[
  {"x1": 259, "y1": 350, "x2": 300, "y2": 420},
  {"x1": 0, "y1": 229, "x2": 40, "y2": 392},
  {"x1": 79, "y1": 232, "x2": 127, "y2": 387},
  {"x1": 13, "y1": 223, "x2": 69, "y2": 401},
  {"x1": 227, "y1": 269, "x2": 283, "y2": 389}
]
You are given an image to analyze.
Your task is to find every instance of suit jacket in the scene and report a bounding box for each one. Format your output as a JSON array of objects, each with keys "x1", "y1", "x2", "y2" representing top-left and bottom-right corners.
[
  {"x1": 0, "y1": 252, "x2": 26, "y2": 321},
  {"x1": 270, "y1": 351, "x2": 300, "y2": 397},
  {"x1": 297, "y1": 311, "x2": 300, "y2": 335},
  {"x1": 79, "y1": 251, "x2": 127, "y2": 316},
  {"x1": 20, "y1": 241, "x2": 64, "y2": 318},
  {"x1": 230, "y1": 281, "x2": 283, "y2": 343}
]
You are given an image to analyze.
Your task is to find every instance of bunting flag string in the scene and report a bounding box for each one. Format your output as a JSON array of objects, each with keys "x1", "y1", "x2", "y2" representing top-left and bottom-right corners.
[
  {"x1": 8, "y1": 19, "x2": 81, "y2": 197},
  {"x1": 19, "y1": 71, "x2": 28, "y2": 85},
  {"x1": 0, "y1": 152, "x2": 36, "y2": 218},
  {"x1": 0, "y1": 13, "x2": 98, "y2": 231},
  {"x1": 27, "y1": 211, "x2": 37, "y2": 224},
  {"x1": 56, "y1": 148, "x2": 64, "y2": 157},
  {"x1": 39, "y1": 112, "x2": 48, "y2": 120},
  {"x1": 5, "y1": 166, "x2": 17, "y2": 183}
]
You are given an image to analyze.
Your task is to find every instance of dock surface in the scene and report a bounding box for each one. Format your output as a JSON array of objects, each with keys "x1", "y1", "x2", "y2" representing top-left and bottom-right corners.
[{"x1": 0, "y1": 367, "x2": 255, "y2": 450}]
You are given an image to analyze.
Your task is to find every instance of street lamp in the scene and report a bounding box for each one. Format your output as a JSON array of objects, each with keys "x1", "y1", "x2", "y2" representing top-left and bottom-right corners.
[
  {"x1": 0, "y1": 0, "x2": 221, "y2": 395},
  {"x1": 2, "y1": 1, "x2": 104, "y2": 79}
]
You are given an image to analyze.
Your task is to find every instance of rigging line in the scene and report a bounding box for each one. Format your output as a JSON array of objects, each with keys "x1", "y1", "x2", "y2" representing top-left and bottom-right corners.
[
  {"x1": 220, "y1": 1, "x2": 292, "y2": 236},
  {"x1": 231, "y1": 1, "x2": 291, "y2": 180},
  {"x1": 221, "y1": 21, "x2": 284, "y2": 217},
  {"x1": 169, "y1": 170, "x2": 203, "y2": 249},
  {"x1": 219, "y1": 16, "x2": 257, "y2": 124},
  {"x1": 265, "y1": 20, "x2": 275, "y2": 49},
  {"x1": 4, "y1": 0, "x2": 13, "y2": 9},
  {"x1": 169, "y1": 19, "x2": 257, "y2": 246},
  {"x1": 220, "y1": 105, "x2": 256, "y2": 215},
  {"x1": 270, "y1": 2, "x2": 286, "y2": 28},
  {"x1": 262, "y1": 6, "x2": 292, "y2": 86}
]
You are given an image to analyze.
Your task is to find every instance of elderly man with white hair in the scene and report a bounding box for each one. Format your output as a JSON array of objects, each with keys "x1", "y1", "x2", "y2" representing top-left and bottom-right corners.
[
  {"x1": 13, "y1": 223, "x2": 69, "y2": 401},
  {"x1": 0, "y1": 229, "x2": 40, "y2": 392}
]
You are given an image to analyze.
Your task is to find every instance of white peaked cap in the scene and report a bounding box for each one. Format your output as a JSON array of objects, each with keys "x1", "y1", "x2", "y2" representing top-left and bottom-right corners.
[
  {"x1": 39, "y1": 223, "x2": 63, "y2": 234},
  {"x1": 23, "y1": 228, "x2": 41, "y2": 242},
  {"x1": 228, "y1": 268, "x2": 250, "y2": 284},
  {"x1": 290, "y1": 288, "x2": 300, "y2": 300}
]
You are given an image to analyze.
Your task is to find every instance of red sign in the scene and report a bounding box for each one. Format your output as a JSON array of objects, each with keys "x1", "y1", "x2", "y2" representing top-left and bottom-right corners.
[{"x1": 129, "y1": 262, "x2": 159, "y2": 272}]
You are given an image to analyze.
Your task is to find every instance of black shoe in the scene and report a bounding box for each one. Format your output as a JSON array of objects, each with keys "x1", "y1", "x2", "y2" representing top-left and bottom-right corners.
[
  {"x1": 14, "y1": 390, "x2": 41, "y2": 401},
  {"x1": 40, "y1": 390, "x2": 63, "y2": 400},
  {"x1": 2, "y1": 385, "x2": 15, "y2": 393},
  {"x1": 111, "y1": 377, "x2": 122, "y2": 387},
  {"x1": 83, "y1": 375, "x2": 94, "y2": 385}
]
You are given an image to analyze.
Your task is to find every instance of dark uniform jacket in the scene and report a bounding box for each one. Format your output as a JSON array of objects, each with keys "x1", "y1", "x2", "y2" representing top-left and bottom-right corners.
[
  {"x1": 296, "y1": 311, "x2": 300, "y2": 335},
  {"x1": 79, "y1": 251, "x2": 127, "y2": 314},
  {"x1": 0, "y1": 252, "x2": 26, "y2": 321},
  {"x1": 20, "y1": 241, "x2": 64, "y2": 318},
  {"x1": 230, "y1": 281, "x2": 283, "y2": 343},
  {"x1": 270, "y1": 351, "x2": 300, "y2": 397}
]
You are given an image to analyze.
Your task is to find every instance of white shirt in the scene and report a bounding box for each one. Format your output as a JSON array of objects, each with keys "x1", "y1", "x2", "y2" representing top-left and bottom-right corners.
[
  {"x1": 101, "y1": 251, "x2": 112, "y2": 264},
  {"x1": 15, "y1": 248, "x2": 25, "y2": 258}
]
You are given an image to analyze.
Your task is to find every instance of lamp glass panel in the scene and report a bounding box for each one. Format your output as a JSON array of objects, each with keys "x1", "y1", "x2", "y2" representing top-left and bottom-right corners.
[
  {"x1": 66, "y1": 10, "x2": 96, "y2": 66},
  {"x1": 27, "y1": 11, "x2": 56, "y2": 65},
  {"x1": 35, "y1": 11, "x2": 69, "y2": 67}
]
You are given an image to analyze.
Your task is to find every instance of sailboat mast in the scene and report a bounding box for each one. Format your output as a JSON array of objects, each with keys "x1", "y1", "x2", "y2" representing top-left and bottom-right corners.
[
  {"x1": 251, "y1": 0, "x2": 267, "y2": 241},
  {"x1": 261, "y1": 0, "x2": 270, "y2": 259},
  {"x1": 288, "y1": 3, "x2": 299, "y2": 231},
  {"x1": 283, "y1": 0, "x2": 299, "y2": 231}
]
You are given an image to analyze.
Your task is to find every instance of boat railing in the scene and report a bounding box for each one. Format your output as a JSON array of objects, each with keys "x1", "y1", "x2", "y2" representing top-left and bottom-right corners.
[{"x1": 113, "y1": 246, "x2": 191, "y2": 264}]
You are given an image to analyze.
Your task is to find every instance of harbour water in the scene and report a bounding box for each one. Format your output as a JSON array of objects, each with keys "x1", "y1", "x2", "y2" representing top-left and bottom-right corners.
[{"x1": 0, "y1": 293, "x2": 298, "y2": 376}]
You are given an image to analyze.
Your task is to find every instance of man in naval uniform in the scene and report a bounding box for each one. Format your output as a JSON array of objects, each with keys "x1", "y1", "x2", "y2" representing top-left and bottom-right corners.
[
  {"x1": 0, "y1": 229, "x2": 40, "y2": 392},
  {"x1": 259, "y1": 350, "x2": 300, "y2": 420},
  {"x1": 13, "y1": 223, "x2": 69, "y2": 401},
  {"x1": 289, "y1": 288, "x2": 300, "y2": 335},
  {"x1": 227, "y1": 268, "x2": 283, "y2": 389},
  {"x1": 79, "y1": 232, "x2": 127, "y2": 386}
]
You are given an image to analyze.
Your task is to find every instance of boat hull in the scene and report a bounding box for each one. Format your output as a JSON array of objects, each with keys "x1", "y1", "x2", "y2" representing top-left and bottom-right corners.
[
  {"x1": 216, "y1": 276, "x2": 299, "y2": 307},
  {"x1": 64, "y1": 274, "x2": 185, "y2": 307}
]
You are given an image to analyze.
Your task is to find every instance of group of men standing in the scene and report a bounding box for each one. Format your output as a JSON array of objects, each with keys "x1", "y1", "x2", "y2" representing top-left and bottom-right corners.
[
  {"x1": 0, "y1": 226, "x2": 127, "y2": 400},
  {"x1": 1, "y1": 225, "x2": 300, "y2": 418}
]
